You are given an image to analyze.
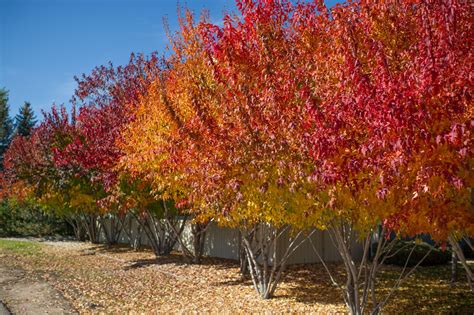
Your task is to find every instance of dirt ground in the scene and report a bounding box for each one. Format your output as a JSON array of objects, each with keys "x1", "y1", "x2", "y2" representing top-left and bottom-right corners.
[
  {"x1": 0, "y1": 238, "x2": 472, "y2": 314},
  {"x1": 0, "y1": 301, "x2": 10, "y2": 315},
  {"x1": 0, "y1": 266, "x2": 75, "y2": 315}
]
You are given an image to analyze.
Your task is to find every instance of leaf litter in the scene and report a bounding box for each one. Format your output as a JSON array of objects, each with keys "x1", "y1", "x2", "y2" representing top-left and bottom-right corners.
[{"x1": 0, "y1": 240, "x2": 472, "y2": 313}]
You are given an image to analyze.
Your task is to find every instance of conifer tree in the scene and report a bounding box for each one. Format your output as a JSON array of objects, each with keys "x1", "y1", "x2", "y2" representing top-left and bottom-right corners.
[
  {"x1": 15, "y1": 101, "x2": 37, "y2": 137},
  {"x1": 0, "y1": 88, "x2": 13, "y2": 170}
]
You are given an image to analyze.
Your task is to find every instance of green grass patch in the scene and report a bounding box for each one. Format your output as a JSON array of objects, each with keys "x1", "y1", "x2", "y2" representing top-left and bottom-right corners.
[{"x1": 0, "y1": 239, "x2": 41, "y2": 255}]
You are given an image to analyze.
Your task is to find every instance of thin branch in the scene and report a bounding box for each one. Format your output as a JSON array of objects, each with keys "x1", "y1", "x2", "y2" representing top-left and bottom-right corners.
[{"x1": 375, "y1": 245, "x2": 434, "y2": 312}]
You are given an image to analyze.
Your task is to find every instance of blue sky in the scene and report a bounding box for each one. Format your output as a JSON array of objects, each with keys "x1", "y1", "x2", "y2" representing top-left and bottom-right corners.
[{"x1": 1, "y1": 0, "x2": 339, "y2": 119}]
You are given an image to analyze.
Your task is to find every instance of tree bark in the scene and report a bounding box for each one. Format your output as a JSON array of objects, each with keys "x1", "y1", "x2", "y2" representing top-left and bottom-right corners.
[
  {"x1": 449, "y1": 235, "x2": 473, "y2": 292},
  {"x1": 240, "y1": 223, "x2": 308, "y2": 299}
]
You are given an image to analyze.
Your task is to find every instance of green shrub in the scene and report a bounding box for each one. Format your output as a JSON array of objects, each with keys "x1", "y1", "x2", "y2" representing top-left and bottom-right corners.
[
  {"x1": 372, "y1": 240, "x2": 451, "y2": 267},
  {"x1": 0, "y1": 199, "x2": 71, "y2": 237}
]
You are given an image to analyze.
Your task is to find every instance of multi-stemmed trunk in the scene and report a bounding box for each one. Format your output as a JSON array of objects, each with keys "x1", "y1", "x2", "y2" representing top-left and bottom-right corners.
[
  {"x1": 156, "y1": 201, "x2": 210, "y2": 264},
  {"x1": 309, "y1": 222, "x2": 434, "y2": 315},
  {"x1": 66, "y1": 213, "x2": 101, "y2": 244},
  {"x1": 134, "y1": 209, "x2": 186, "y2": 257},
  {"x1": 170, "y1": 219, "x2": 211, "y2": 264},
  {"x1": 66, "y1": 215, "x2": 87, "y2": 241},
  {"x1": 240, "y1": 223, "x2": 310, "y2": 299},
  {"x1": 81, "y1": 213, "x2": 101, "y2": 244},
  {"x1": 100, "y1": 214, "x2": 125, "y2": 246}
]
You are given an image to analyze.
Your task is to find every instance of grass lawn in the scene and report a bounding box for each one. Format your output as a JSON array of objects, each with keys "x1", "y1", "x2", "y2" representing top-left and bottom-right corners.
[
  {"x1": 0, "y1": 239, "x2": 41, "y2": 255},
  {"x1": 0, "y1": 238, "x2": 472, "y2": 313}
]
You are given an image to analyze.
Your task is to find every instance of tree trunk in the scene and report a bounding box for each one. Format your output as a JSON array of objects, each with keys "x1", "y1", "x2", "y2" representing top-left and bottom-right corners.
[
  {"x1": 449, "y1": 235, "x2": 473, "y2": 292},
  {"x1": 66, "y1": 216, "x2": 87, "y2": 241},
  {"x1": 191, "y1": 222, "x2": 208, "y2": 264},
  {"x1": 451, "y1": 249, "x2": 458, "y2": 285},
  {"x1": 135, "y1": 210, "x2": 183, "y2": 257},
  {"x1": 100, "y1": 214, "x2": 124, "y2": 246},
  {"x1": 325, "y1": 222, "x2": 434, "y2": 315},
  {"x1": 132, "y1": 222, "x2": 143, "y2": 250},
  {"x1": 81, "y1": 214, "x2": 101, "y2": 244},
  {"x1": 240, "y1": 223, "x2": 308, "y2": 299},
  {"x1": 239, "y1": 230, "x2": 250, "y2": 278},
  {"x1": 121, "y1": 213, "x2": 143, "y2": 250}
]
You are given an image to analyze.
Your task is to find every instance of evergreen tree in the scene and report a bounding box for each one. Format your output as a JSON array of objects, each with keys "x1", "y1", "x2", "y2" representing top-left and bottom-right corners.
[
  {"x1": 0, "y1": 88, "x2": 13, "y2": 170},
  {"x1": 15, "y1": 101, "x2": 36, "y2": 137}
]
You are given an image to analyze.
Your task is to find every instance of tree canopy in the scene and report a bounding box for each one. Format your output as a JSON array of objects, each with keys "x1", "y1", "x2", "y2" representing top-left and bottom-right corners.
[{"x1": 1, "y1": 0, "x2": 472, "y2": 311}]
